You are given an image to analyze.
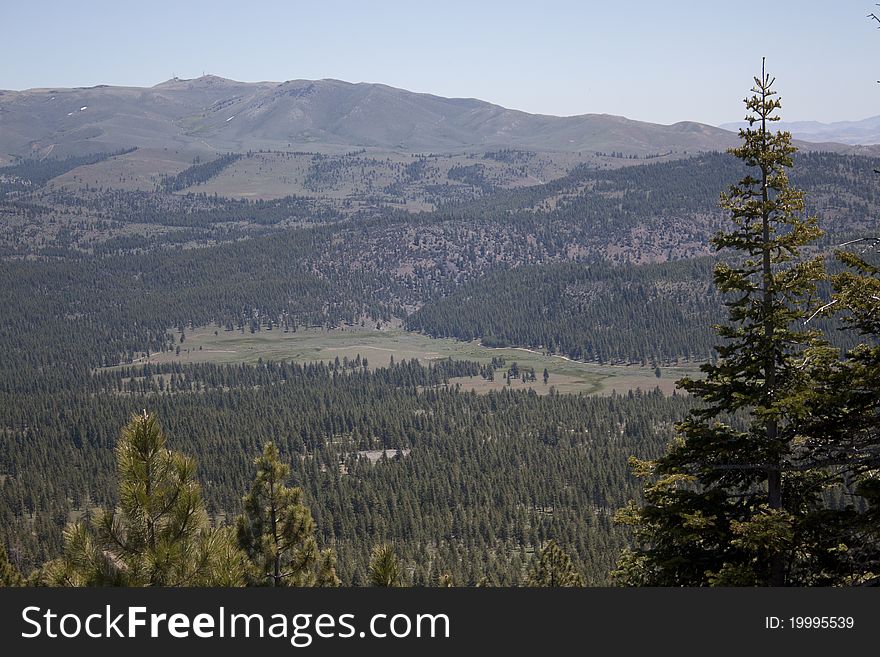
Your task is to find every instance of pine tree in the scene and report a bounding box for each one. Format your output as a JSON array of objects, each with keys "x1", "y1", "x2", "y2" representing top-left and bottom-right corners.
[
  {"x1": 236, "y1": 442, "x2": 340, "y2": 586},
  {"x1": 525, "y1": 541, "x2": 584, "y2": 587},
  {"x1": 615, "y1": 63, "x2": 829, "y2": 586},
  {"x1": 368, "y1": 543, "x2": 403, "y2": 587},
  {"x1": 0, "y1": 545, "x2": 23, "y2": 587},
  {"x1": 789, "y1": 245, "x2": 880, "y2": 584},
  {"x1": 45, "y1": 412, "x2": 246, "y2": 586}
]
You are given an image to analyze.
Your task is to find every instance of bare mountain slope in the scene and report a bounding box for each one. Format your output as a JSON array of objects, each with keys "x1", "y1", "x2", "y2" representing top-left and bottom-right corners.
[
  {"x1": 2, "y1": 76, "x2": 741, "y2": 158},
  {"x1": 185, "y1": 78, "x2": 742, "y2": 153},
  {"x1": 0, "y1": 76, "x2": 272, "y2": 158}
]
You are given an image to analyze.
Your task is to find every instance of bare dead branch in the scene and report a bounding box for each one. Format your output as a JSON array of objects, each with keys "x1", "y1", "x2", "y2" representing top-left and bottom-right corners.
[
  {"x1": 837, "y1": 237, "x2": 879, "y2": 247},
  {"x1": 804, "y1": 299, "x2": 837, "y2": 324}
]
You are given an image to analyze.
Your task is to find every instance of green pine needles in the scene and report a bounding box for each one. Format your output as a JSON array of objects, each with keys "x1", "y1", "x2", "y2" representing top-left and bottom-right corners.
[
  {"x1": 236, "y1": 442, "x2": 340, "y2": 587},
  {"x1": 525, "y1": 540, "x2": 584, "y2": 587},
  {"x1": 43, "y1": 415, "x2": 339, "y2": 587},
  {"x1": 46, "y1": 411, "x2": 248, "y2": 586},
  {"x1": 368, "y1": 543, "x2": 403, "y2": 587}
]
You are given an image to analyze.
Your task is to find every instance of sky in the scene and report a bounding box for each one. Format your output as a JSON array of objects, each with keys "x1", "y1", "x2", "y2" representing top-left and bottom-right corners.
[{"x1": 1, "y1": 0, "x2": 878, "y2": 126}]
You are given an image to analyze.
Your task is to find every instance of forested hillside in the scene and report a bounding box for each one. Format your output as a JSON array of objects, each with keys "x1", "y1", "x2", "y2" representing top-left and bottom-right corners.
[
  {"x1": 406, "y1": 257, "x2": 859, "y2": 364},
  {"x1": 407, "y1": 259, "x2": 721, "y2": 363},
  {"x1": 2, "y1": 151, "x2": 877, "y2": 382}
]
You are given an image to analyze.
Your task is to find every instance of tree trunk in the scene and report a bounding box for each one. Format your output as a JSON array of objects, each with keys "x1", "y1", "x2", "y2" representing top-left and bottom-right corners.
[{"x1": 760, "y1": 60, "x2": 784, "y2": 586}]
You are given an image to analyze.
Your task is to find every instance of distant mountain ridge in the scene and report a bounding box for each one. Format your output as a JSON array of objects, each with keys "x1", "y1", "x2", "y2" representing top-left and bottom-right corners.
[
  {"x1": 720, "y1": 115, "x2": 880, "y2": 145},
  {"x1": 3, "y1": 75, "x2": 877, "y2": 161},
  {"x1": 1, "y1": 75, "x2": 744, "y2": 159}
]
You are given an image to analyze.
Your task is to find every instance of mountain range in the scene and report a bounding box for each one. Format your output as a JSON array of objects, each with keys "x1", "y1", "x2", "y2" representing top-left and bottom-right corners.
[
  {"x1": 720, "y1": 115, "x2": 880, "y2": 145},
  {"x1": 3, "y1": 75, "x2": 877, "y2": 165},
  {"x1": 0, "y1": 75, "x2": 745, "y2": 160}
]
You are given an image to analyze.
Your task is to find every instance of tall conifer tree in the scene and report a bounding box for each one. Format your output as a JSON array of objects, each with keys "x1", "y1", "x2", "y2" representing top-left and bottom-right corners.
[
  {"x1": 615, "y1": 63, "x2": 828, "y2": 586},
  {"x1": 236, "y1": 442, "x2": 340, "y2": 586}
]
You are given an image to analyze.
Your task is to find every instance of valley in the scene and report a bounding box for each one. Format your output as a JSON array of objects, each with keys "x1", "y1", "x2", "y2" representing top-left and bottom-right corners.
[{"x1": 1, "y1": 74, "x2": 877, "y2": 587}]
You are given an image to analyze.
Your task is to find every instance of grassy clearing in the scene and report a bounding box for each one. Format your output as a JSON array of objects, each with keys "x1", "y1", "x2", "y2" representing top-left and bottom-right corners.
[
  {"x1": 180, "y1": 150, "x2": 584, "y2": 205},
  {"x1": 121, "y1": 324, "x2": 698, "y2": 396},
  {"x1": 51, "y1": 148, "x2": 194, "y2": 192}
]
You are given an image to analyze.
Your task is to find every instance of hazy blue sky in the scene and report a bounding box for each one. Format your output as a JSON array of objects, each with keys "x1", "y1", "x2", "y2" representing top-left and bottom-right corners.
[{"x1": 2, "y1": 0, "x2": 877, "y2": 125}]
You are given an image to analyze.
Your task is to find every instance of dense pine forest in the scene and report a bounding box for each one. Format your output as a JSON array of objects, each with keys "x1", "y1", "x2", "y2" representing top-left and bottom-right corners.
[
  {"x1": 1, "y1": 79, "x2": 878, "y2": 586},
  {"x1": 407, "y1": 258, "x2": 723, "y2": 363},
  {"x1": 1, "y1": 359, "x2": 693, "y2": 584}
]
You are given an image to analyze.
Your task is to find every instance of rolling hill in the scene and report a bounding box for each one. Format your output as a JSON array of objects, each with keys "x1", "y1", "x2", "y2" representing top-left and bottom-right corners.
[{"x1": 0, "y1": 75, "x2": 745, "y2": 158}]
